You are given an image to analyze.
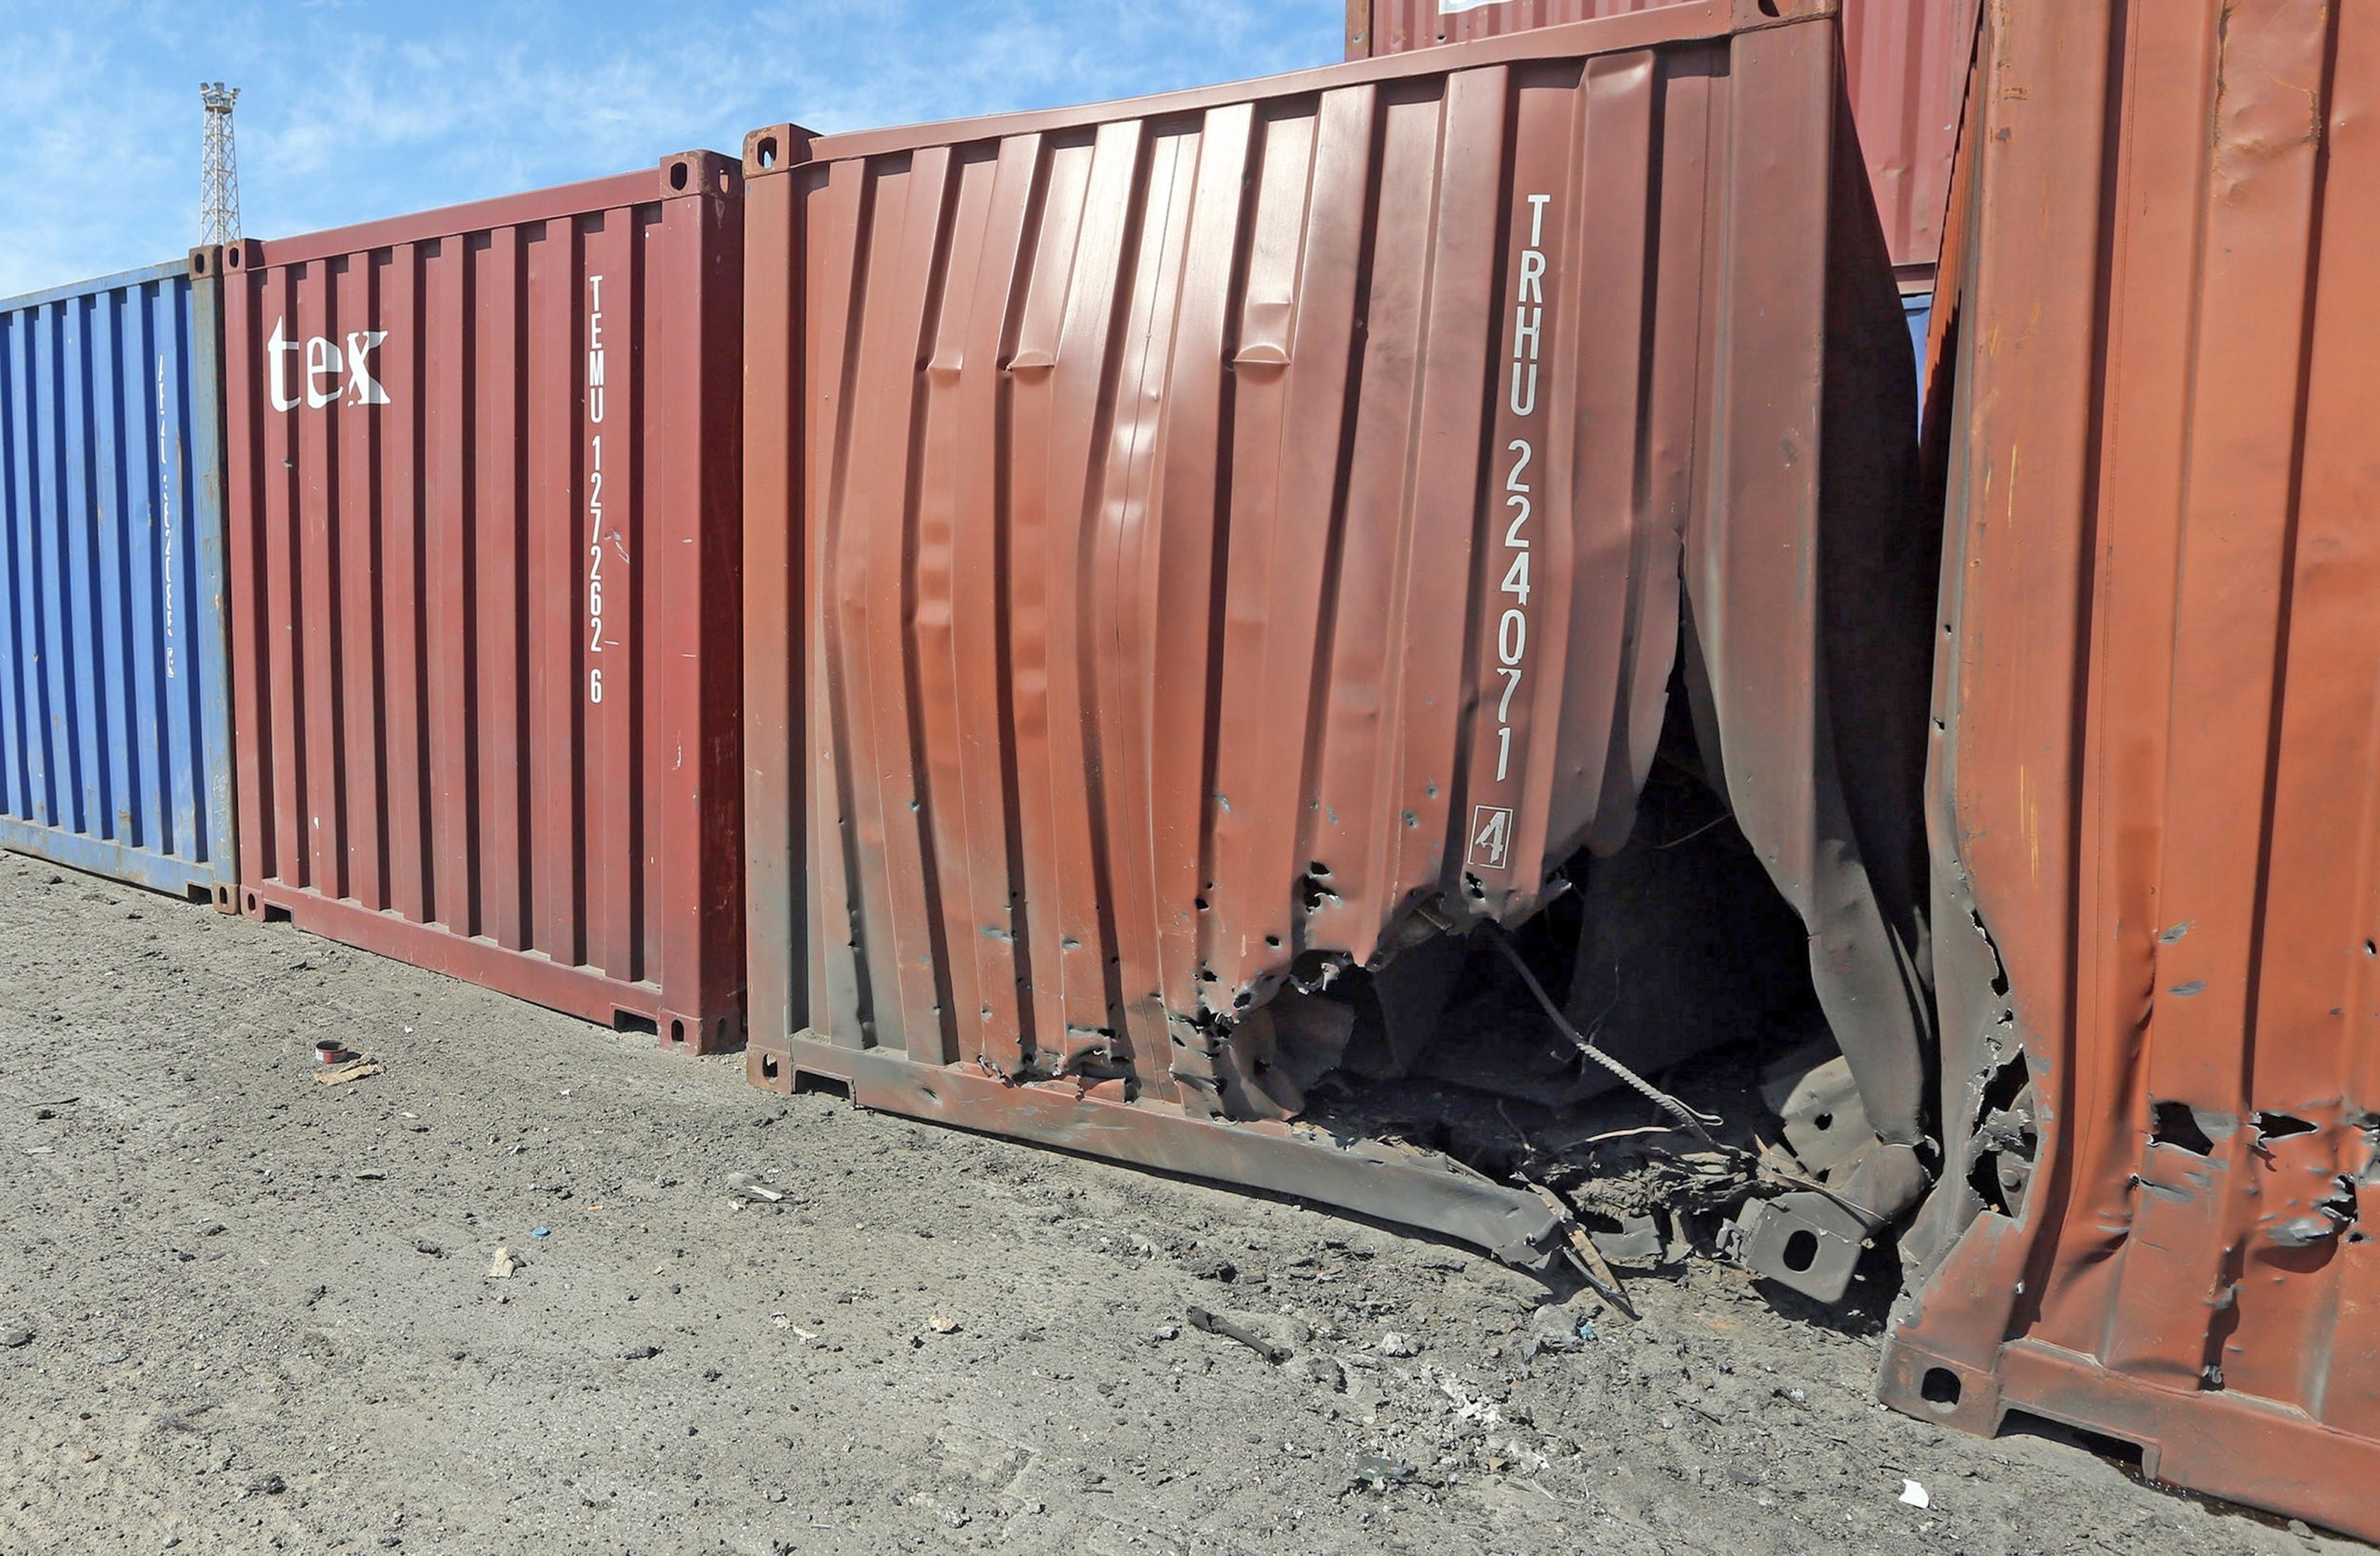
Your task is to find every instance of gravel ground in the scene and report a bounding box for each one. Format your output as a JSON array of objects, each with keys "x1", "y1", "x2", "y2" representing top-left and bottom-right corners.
[{"x1": 0, "y1": 848, "x2": 2358, "y2": 1555}]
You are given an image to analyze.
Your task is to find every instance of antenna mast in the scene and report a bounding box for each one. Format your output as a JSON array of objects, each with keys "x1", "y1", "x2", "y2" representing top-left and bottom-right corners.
[{"x1": 200, "y1": 83, "x2": 242, "y2": 246}]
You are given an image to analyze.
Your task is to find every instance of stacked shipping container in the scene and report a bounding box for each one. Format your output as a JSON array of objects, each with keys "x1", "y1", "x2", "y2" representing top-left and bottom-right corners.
[{"x1": 1347, "y1": 0, "x2": 1977, "y2": 287}]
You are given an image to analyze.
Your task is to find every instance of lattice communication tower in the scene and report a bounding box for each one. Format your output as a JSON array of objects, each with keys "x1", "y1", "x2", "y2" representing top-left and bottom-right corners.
[{"x1": 201, "y1": 83, "x2": 241, "y2": 246}]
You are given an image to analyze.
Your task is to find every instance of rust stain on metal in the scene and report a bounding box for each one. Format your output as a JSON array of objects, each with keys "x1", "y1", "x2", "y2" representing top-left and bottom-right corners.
[
  {"x1": 220, "y1": 155, "x2": 749, "y2": 1051},
  {"x1": 1885, "y1": 0, "x2": 2380, "y2": 1539},
  {"x1": 743, "y1": 6, "x2": 1932, "y2": 1271}
]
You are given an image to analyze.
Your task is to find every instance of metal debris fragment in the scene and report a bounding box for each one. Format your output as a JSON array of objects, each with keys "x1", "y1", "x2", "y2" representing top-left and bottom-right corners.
[{"x1": 1185, "y1": 1306, "x2": 1289, "y2": 1364}]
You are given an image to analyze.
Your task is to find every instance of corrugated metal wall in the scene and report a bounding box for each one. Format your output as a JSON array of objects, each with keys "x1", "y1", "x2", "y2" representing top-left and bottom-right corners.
[
  {"x1": 1350, "y1": 0, "x2": 1979, "y2": 281},
  {"x1": 220, "y1": 158, "x2": 747, "y2": 1051},
  {"x1": 0, "y1": 257, "x2": 237, "y2": 903},
  {"x1": 743, "y1": 2, "x2": 1934, "y2": 1261},
  {"x1": 1884, "y1": 0, "x2": 2380, "y2": 1539}
]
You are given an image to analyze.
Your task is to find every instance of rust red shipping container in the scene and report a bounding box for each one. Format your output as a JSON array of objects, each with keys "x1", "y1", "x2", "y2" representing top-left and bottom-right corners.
[
  {"x1": 1883, "y1": 0, "x2": 2380, "y2": 1536},
  {"x1": 218, "y1": 155, "x2": 747, "y2": 1052},
  {"x1": 740, "y1": 0, "x2": 1934, "y2": 1270}
]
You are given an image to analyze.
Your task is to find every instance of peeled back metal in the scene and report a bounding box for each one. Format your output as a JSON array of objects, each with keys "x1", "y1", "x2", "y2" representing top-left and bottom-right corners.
[
  {"x1": 220, "y1": 158, "x2": 747, "y2": 1051},
  {"x1": 1884, "y1": 0, "x2": 2380, "y2": 1539},
  {"x1": 0, "y1": 257, "x2": 237, "y2": 904},
  {"x1": 742, "y1": 0, "x2": 1934, "y2": 1267},
  {"x1": 1346, "y1": 0, "x2": 1980, "y2": 284}
]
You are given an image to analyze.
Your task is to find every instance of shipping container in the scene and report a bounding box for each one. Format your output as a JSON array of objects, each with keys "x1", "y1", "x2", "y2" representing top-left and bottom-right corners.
[
  {"x1": 1883, "y1": 0, "x2": 2380, "y2": 1538},
  {"x1": 742, "y1": 0, "x2": 1937, "y2": 1284},
  {"x1": 219, "y1": 156, "x2": 748, "y2": 1052},
  {"x1": 0, "y1": 256, "x2": 237, "y2": 904},
  {"x1": 1347, "y1": 0, "x2": 1978, "y2": 287}
]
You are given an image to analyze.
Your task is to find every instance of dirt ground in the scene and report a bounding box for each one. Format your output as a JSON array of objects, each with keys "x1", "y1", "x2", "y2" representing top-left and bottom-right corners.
[{"x1": 0, "y1": 849, "x2": 2358, "y2": 1556}]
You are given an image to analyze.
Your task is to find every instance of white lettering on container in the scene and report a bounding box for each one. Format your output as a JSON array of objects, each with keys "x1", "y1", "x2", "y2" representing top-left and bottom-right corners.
[
  {"x1": 268, "y1": 316, "x2": 390, "y2": 409},
  {"x1": 1485, "y1": 191, "x2": 1554, "y2": 812},
  {"x1": 156, "y1": 355, "x2": 175, "y2": 680},
  {"x1": 585, "y1": 274, "x2": 608, "y2": 706}
]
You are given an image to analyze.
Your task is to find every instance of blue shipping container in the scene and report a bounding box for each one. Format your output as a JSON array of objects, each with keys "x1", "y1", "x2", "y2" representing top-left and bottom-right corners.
[{"x1": 0, "y1": 254, "x2": 235, "y2": 903}]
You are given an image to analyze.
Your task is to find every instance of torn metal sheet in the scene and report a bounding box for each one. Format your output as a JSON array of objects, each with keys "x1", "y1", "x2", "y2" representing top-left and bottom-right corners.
[
  {"x1": 1885, "y1": 0, "x2": 2380, "y2": 1540},
  {"x1": 743, "y1": 2, "x2": 1933, "y2": 1278}
]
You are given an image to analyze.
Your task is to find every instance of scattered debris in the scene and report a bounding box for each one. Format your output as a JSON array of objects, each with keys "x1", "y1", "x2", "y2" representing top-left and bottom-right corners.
[
  {"x1": 1186, "y1": 1306, "x2": 1290, "y2": 1364},
  {"x1": 1181, "y1": 1253, "x2": 1237, "y2": 1283},
  {"x1": 925, "y1": 1314, "x2": 960, "y2": 1334},
  {"x1": 621, "y1": 1345, "x2": 661, "y2": 1361},
  {"x1": 1378, "y1": 1331, "x2": 1420, "y2": 1357},
  {"x1": 530, "y1": 1227, "x2": 550, "y2": 1239},
  {"x1": 1899, "y1": 1479, "x2": 1931, "y2": 1509},
  {"x1": 1, "y1": 1326, "x2": 31, "y2": 1348},
  {"x1": 486, "y1": 1247, "x2": 520, "y2": 1280},
  {"x1": 247, "y1": 1472, "x2": 287, "y2": 1496},
  {"x1": 1521, "y1": 1180, "x2": 1636, "y2": 1318},
  {"x1": 411, "y1": 1239, "x2": 445, "y2": 1258},
  {"x1": 724, "y1": 1172, "x2": 784, "y2": 1204},
  {"x1": 315, "y1": 1058, "x2": 383, "y2": 1087},
  {"x1": 312, "y1": 1039, "x2": 349, "y2": 1065},
  {"x1": 1354, "y1": 1454, "x2": 1416, "y2": 1491}
]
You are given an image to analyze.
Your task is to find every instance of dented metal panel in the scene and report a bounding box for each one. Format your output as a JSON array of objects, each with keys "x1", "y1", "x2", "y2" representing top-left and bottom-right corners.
[
  {"x1": 220, "y1": 158, "x2": 747, "y2": 1050},
  {"x1": 1347, "y1": 0, "x2": 1979, "y2": 280},
  {"x1": 1884, "y1": 0, "x2": 2380, "y2": 1538},
  {"x1": 743, "y1": 0, "x2": 1933, "y2": 1265},
  {"x1": 0, "y1": 257, "x2": 237, "y2": 903}
]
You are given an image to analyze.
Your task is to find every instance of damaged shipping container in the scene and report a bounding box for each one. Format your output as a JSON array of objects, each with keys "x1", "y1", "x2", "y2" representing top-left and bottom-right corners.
[
  {"x1": 0, "y1": 256, "x2": 238, "y2": 904},
  {"x1": 742, "y1": 0, "x2": 1941, "y2": 1297},
  {"x1": 1345, "y1": 0, "x2": 1980, "y2": 291},
  {"x1": 219, "y1": 158, "x2": 748, "y2": 1051},
  {"x1": 1883, "y1": 0, "x2": 2380, "y2": 1539}
]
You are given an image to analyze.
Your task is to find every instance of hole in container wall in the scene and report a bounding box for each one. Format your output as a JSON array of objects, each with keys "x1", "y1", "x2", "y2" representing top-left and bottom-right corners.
[
  {"x1": 1919, "y1": 1367, "x2": 1962, "y2": 1409},
  {"x1": 614, "y1": 1010, "x2": 659, "y2": 1038},
  {"x1": 793, "y1": 1070, "x2": 853, "y2": 1101},
  {"x1": 760, "y1": 1053, "x2": 781, "y2": 1080},
  {"x1": 669, "y1": 160, "x2": 689, "y2": 190},
  {"x1": 1781, "y1": 1228, "x2": 1819, "y2": 1272},
  {"x1": 191, "y1": 252, "x2": 208, "y2": 275},
  {"x1": 2258, "y1": 1111, "x2": 2317, "y2": 1140},
  {"x1": 670, "y1": 1019, "x2": 686, "y2": 1046},
  {"x1": 1757, "y1": 0, "x2": 1782, "y2": 13},
  {"x1": 2152, "y1": 1100, "x2": 2215, "y2": 1156},
  {"x1": 756, "y1": 136, "x2": 779, "y2": 169}
]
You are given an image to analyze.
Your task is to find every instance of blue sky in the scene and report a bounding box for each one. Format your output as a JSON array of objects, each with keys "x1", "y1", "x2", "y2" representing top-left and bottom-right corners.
[{"x1": 0, "y1": 0, "x2": 1346, "y2": 297}]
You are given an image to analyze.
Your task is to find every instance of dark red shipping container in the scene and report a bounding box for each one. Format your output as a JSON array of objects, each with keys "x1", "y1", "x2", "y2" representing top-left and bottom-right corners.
[{"x1": 219, "y1": 156, "x2": 747, "y2": 1052}]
